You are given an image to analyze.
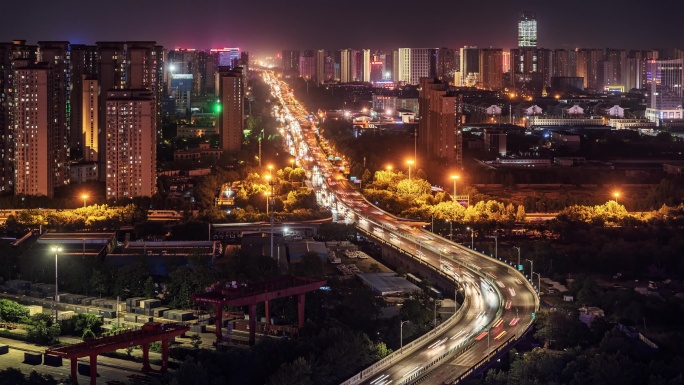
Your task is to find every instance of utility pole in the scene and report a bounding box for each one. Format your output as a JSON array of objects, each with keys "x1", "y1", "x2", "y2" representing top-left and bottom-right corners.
[{"x1": 514, "y1": 246, "x2": 521, "y2": 271}]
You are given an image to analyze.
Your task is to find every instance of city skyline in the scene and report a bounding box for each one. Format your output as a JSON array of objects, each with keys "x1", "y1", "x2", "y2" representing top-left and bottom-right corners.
[{"x1": 1, "y1": 0, "x2": 683, "y2": 57}]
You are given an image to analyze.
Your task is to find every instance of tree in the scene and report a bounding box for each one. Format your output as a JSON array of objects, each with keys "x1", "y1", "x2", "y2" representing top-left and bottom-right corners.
[
  {"x1": 171, "y1": 356, "x2": 209, "y2": 385},
  {"x1": 291, "y1": 253, "x2": 325, "y2": 278},
  {"x1": 190, "y1": 333, "x2": 202, "y2": 349},
  {"x1": 0, "y1": 299, "x2": 29, "y2": 322},
  {"x1": 89, "y1": 269, "x2": 112, "y2": 298},
  {"x1": 26, "y1": 313, "x2": 61, "y2": 345},
  {"x1": 69, "y1": 313, "x2": 103, "y2": 337},
  {"x1": 144, "y1": 276, "x2": 157, "y2": 299},
  {"x1": 267, "y1": 357, "x2": 312, "y2": 385}
]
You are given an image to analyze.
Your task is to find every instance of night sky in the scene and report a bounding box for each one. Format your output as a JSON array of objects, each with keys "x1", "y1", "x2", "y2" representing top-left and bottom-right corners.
[{"x1": 2, "y1": 0, "x2": 683, "y2": 57}]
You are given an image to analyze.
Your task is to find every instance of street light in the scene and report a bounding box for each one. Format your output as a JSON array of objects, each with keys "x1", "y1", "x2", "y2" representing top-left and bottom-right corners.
[
  {"x1": 51, "y1": 246, "x2": 63, "y2": 322},
  {"x1": 81, "y1": 194, "x2": 88, "y2": 208},
  {"x1": 386, "y1": 165, "x2": 393, "y2": 172},
  {"x1": 514, "y1": 246, "x2": 521, "y2": 271},
  {"x1": 400, "y1": 320, "x2": 409, "y2": 353},
  {"x1": 493, "y1": 235, "x2": 498, "y2": 259},
  {"x1": 466, "y1": 227, "x2": 474, "y2": 249},
  {"x1": 406, "y1": 160, "x2": 414, "y2": 195},
  {"x1": 265, "y1": 191, "x2": 271, "y2": 215},
  {"x1": 450, "y1": 175, "x2": 460, "y2": 200},
  {"x1": 613, "y1": 191, "x2": 620, "y2": 204},
  {"x1": 532, "y1": 272, "x2": 541, "y2": 294},
  {"x1": 525, "y1": 258, "x2": 534, "y2": 286}
]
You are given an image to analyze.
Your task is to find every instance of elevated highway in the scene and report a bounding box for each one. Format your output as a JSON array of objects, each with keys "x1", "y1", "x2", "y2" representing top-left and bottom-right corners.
[{"x1": 262, "y1": 70, "x2": 539, "y2": 385}]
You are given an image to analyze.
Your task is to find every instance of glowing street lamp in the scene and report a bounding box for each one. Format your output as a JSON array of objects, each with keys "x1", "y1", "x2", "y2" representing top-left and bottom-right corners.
[
  {"x1": 51, "y1": 246, "x2": 63, "y2": 322},
  {"x1": 81, "y1": 194, "x2": 88, "y2": 208},
  {"x1": 406, "y1": 160, "x2": 414, "y2": 194},
  {"x1": 450, "y1": 175, "x2": 460, "y2": 200},
  {"x1": 613, "y1": 191, "x2": 620, "y2": 204},
  {"x1": 265, "y1": 191, "x2": 271, "y2": 215}
]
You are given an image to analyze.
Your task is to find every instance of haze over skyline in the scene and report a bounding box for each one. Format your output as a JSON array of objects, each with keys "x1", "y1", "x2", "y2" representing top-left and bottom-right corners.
[{"x1": 1, "y1": 0, "x2": 683, "y2": 56}]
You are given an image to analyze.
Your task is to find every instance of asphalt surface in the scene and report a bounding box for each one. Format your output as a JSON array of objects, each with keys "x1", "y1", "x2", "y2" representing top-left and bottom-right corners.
[{"x1": 263, "y1": 71, "x2": 538, "y2": 385}]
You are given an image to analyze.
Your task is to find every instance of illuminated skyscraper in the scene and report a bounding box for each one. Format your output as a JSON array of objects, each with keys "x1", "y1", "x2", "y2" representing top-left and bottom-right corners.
[
  {"x1": 645, "y1": 59, "x2": 683, "y2": 124},
  {"x1": 518, "y1": 12, "x2": 537, "y2": 48}
]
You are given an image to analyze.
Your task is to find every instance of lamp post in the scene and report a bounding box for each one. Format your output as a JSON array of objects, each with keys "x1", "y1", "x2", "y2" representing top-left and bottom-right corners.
[
  {"x1": 613, "y1": 192, "x2": 620, "y2": 204},
  {"x1": 400, "y1": 320, "x2": 409, "y2": 353},
  {"x1": 525, "y1": 258, "x2": 534, "y2": 286},
  {"x1": 450, "y1": 175, "x2": 460, "y2": 200},
  {"x1": 467, "y1": 227, "x2": 474, "y2": 249},
  {"x1": 406, "y1": 160, "x2": 414, "y2": 195},
  {"x1": 81, "y1": 194, "x2": 88, "y2": 208},
  {"x1": 493, "y1": 235, "x2": 498, "y2": 259},
  {"x1": 265, "y1": 191, "x2": 271, "y2": 215},
  {"x1": 514, "y1": 246, "x2": 521, "y2": 271},
  {"x1": 51, "y1": 246, "x2": 62, "y2": 322},
  {"x1": 532, "y1": 272, "x2": 541, "y2": 294}
]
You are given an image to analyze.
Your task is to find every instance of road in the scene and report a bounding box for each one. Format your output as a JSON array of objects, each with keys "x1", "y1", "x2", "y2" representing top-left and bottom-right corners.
[{"x1": 261, "y1": 71, "x2": 538, "y2": 385}]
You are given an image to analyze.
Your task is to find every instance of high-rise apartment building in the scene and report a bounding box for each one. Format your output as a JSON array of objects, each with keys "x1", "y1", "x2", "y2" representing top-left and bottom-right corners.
[
  {"x1": 299, "y1": 50, "x2": 315, "y2": 79},
  {"x1": 397, "y1": 48, "x2": 434, "y2": 85},
  {"x1": 362, "y1": 49, "x2": 371, "y2": 83},
  {"x1": 479, "y1": 48, "x2": 504, "y2": 90},
  {"x1": 37, "y1": 41, "x2": 70, "y2": 188},
  {"x1": 553, "y1": 49, "x2": 569, "y2": 77},
  {"x1": 216, "y1": 67, "x2": 244, "y2": 152},
  {"x1": 13, "y1": 63, "x2": 60, "y2": 197},
  {"x1": 316, "y1": 49, "x2": 326, "y2": 84},
  {"x1": 82, "y1": 75, "x2": 99, "y2": 163},
  {"x1": 105, "y1": 90, "x2": 156, "y2": 199},
  {"x1": 457, "y1": 46, "x2": 479, "y2": 86},
  {"x1": 576, "y1": 49, "x2": 604, "y2": 90},
  {"x1": 281, "y1": 50, "x2": 300, "y2": 79},
  {"x1": 418, "y1": 77, "x2": 458, "y2": 164},
  {"x1": 69, "y1": 44, "x2": 98, "y2": 151},
  {"x1": 96, "y1": 41, "x2": 126, "y2": 180},
  {"x1": 436, "y1": 48, "x2": 457, "y2": 83},
  {"x1": 518, "y1": 12, "x2": 537, "y2": 48}
]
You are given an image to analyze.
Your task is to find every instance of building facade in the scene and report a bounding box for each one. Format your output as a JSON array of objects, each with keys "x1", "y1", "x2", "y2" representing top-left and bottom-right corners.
[
  {"x1": 105, "y1": 90, "x2": 157, "y2": 199},
  {"x1": 518, "y1": 12, "x2": 537, "y2": 48},
  {"x1": 217, "y1": 67, "x2": 244, "y2": 152}
]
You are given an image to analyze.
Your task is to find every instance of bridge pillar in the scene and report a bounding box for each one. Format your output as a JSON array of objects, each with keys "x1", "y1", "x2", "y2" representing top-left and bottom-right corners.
[
  {"x1": 264, "y1": 300, "x2": 271, "y2": 333},
  {"x1": 141, "y1": 343, "x2": 151, "y2": 372},
  {"x1": 70, "y1": 357, "x2": 78, "y2": 385},
  {"x1": 214, "y1": 306, "x2": 222, "y2": 341},
  {"x1": 161, "y1": 338, "x2": 169, "y2": 372},
  {"x1": 89, "y1": 355, "x2": 97, "y2": 385},
  {"x1": 248, "y1": 303, "x2": 257, "y2": 346},
  {"x1": 297, "y1": 293, "x2": 306, "y2": 328}
]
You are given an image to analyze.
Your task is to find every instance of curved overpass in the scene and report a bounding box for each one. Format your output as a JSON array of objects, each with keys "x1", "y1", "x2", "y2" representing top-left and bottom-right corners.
[{"x1": 262, "y1": 71, "x2": 538, "y2": 385}]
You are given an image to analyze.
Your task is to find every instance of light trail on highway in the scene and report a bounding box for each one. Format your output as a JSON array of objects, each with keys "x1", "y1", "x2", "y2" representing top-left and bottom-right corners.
[{"x1": 260, "y1": 70, "x2": 538, "y2": 385}]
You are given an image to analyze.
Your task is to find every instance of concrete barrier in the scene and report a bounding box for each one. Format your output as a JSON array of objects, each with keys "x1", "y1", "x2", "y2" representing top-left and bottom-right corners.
[
  {"x1": 43, "y1": 354, "x2": 63, "y2": 367},
  {"x1": 23, "y1": 352, "x2": 42, "y2": 365}
]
